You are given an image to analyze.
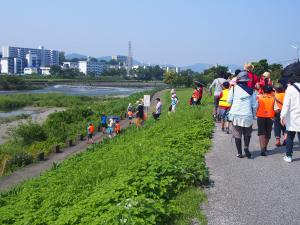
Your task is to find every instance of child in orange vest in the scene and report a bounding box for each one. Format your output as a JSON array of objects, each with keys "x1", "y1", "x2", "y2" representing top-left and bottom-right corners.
[
  {"x1": 87, "y1": 122, "x2": 95, "y2": 144},
  {"x1": 256, "y1": 85, "x2": 275, "y2": 156},
  {"x1": 274, "y1": 84, "x2": 286, "y2": 146},
  {"x1": 115, "y1": 121, "x2": 121, "y2": 134}
]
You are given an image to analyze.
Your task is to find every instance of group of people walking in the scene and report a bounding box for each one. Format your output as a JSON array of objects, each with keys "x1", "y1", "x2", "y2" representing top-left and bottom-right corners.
[{"x1": 210, "y1": 62, "x2": 300, "y2": 162}]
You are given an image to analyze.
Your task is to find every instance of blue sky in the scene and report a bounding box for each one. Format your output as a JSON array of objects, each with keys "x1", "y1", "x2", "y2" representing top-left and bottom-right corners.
[{"x1": 1, "y1": 0, "x2": 299, "y2": 66}]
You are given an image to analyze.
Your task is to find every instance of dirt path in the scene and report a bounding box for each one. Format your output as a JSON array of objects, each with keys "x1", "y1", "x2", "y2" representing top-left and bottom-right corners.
[
  {"x1": 0, "y1": 107, "x2": 65, "y2": 145},
  {"x1": 0, "y1": 90, "x2": 165, "y2": 192}
]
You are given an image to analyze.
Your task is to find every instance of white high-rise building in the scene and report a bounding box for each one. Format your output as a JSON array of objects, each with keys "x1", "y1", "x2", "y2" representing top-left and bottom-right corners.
[
  {"x1": 1, "y1": 46, "x2": 60, "y2": 74},
  {"x1": 78, "y1": 60, "x2": 106, "y2": 75}
]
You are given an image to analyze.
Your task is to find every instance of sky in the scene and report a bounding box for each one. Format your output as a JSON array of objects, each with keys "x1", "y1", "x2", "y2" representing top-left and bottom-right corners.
[{"x1": 1, "y1": 0, "x2": 300, "y2": 66}]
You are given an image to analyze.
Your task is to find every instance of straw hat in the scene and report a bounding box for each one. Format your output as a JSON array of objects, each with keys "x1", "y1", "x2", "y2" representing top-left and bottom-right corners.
[
  {"x1": 263, "y1": 72, "x2": 271, "y2": 78},
  {"x1": 244, "y1": 63, "x2": 254, "y2": 71}
]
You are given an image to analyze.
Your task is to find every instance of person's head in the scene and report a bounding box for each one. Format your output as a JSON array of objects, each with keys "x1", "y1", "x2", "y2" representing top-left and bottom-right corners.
[
  {"x1": 136, "y1": 100, "x2": 140, "y2": 104},
  {"x1": 280, "y1": 61, "x2": 300, "y2": 87},
  {"x1": 218, "y1": 71, "x2": 226, "y2": 79},
  {"x1": 171, "y1": 89, "x2": 176, "y2": 94},
  {"x1": 274, "y1": 83, "x2": 285, "y2": 93},
  {"x1": 234, "y1": 69, "x2": 241, "y2": 77},
  {"x1": 244, "y1": 63, "x2": 254, "y2": 72},
  {"x1": 237, "y1": 71, "x2": 250, "y2": 83},
  {"x1": 172, "y1": 94, "x2": 177, "y2": 98},
  {"x1": 263, "y1": 85, "x2": 273, "y2": 94},
  {"x1": 156, "y1": 98, "x2": 160, "y2": 102},
  {"x1": 263, "y1": 71, "x2": 271, "y2": 79},
  {"x1": 89, "y1": 122, "x2": 92, "y2": 126},
  {"x1": 128, "y1": 103, "x2": 132, "y2": 106},
  {"x1": 102, "y1": 112, "x2": 105, "y2": 115},
  {"x1": 222, "y1": 81, "x2": 230, "y2": 89}
]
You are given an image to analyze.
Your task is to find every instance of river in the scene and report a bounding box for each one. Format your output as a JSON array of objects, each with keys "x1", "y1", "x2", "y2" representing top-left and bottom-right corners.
[{"x1": 0, "y1": 85, "x2": 151, "y2": 97}]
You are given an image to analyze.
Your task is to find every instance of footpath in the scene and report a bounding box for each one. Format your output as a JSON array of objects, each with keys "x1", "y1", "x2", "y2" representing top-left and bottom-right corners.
[
  {"x1": 0, "y1": 90, "x2": 164, "y2": 192},
  {"x1": 205, "y1": 123, "x2": 300, "y2": 225}
]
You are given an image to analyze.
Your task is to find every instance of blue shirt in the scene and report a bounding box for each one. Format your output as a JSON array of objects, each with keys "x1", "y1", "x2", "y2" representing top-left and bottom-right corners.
[{"x1": 101, "y1": 115, "x2": 107, "y2": 124}]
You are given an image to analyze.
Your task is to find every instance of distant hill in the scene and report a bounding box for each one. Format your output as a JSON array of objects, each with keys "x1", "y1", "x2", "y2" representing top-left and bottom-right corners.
[
  {"x1": 181, "y1": 63, "x2": 242, "y2": 73},
  {"x1": 65, "y1": 53, "x2": 87, "y2": 60}
]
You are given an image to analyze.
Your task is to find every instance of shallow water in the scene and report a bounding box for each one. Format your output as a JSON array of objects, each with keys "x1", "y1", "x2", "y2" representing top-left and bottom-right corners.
[
  {"x1": 0, "y1": 85, "x2": 151, "y2": 97},
  {"x1": 0, "y1": 109, "x2": 36, "y2": 118}
]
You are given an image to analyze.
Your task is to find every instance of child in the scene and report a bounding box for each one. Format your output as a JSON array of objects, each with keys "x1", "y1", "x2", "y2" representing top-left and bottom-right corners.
[
  {"x1": 127, "y1": 110, "x2": 133, "y2": 124},
  {"x1": 191, "y1": 87, "x2": 198, "y2": 105},
  {"x1": 218, "y1": 81, "x2": 231, "y2": 133},
  {"x1": 87, "y1": 122, "x2": 95, "y2": 144},
  {"x1": 171, "y1": 94, "x2": 178, "y2": 112},
  {"x1": 274, "y1": 84, "x2": 286, "y2": 146},
  {"x1": 256, "y1": 85, "x2": 275, "y2": 156},
  {"x1": 100, "y1": 112, "x2": 107, "y2": 134},
  {"x1": 115, "y1": 120, "x2": 121, "y2": 134},
  {"x1": 107, "y1": 118, "x2": 115, "y2": 138}
]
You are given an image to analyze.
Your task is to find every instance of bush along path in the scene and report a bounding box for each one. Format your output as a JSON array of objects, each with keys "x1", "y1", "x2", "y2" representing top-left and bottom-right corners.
[
  {"x1": 0, "y1": 90, "x2": 163, "y2": 192},
  {"x1": 0, "y1": 89, "x2": 214, "y2": 225}
]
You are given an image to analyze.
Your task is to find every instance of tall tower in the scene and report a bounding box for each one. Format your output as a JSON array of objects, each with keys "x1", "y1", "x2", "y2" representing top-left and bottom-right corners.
[{"x1": 127, "y1": 41, "x2": 133, "y2": 75}]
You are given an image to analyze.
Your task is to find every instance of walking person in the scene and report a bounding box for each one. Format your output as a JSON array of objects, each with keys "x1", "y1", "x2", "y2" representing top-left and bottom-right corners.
[
  {"x1": 228, "y1": 71, "x2": 258, "y2": 158},
  {"x1": 171, "y1": 94, "x2": 178, "y2": 112},
  {"x1": 87, "y1": 122, "x2": 95, "y2": 144},
  {"x1": 152, "y1": 98, "x2": 162, "y2": 120},
  {"x1": 100, "y1": 112, "x2": 107, "y2": 134},
  {"x1": 135, "y1": 100, "x2": 144, "y2": 128},
  {"x1": 209, "y1": 72, "x2": 227, "y2": 121},
  {"x1": 281, "y1": 65, "x2": 300, "y2": 163},
  {"x1": 219, "y1": 81, "x2": 231, "y2": 133},
  {"x1": 274, "y1": 84, "x2": 286, "y2": 146},
  {"x1": 256, "y1": 85, "x2": 275, "y2": 156}
]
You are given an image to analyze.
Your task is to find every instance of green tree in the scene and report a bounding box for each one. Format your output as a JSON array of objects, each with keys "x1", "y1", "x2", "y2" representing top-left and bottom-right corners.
[
  {"x1": 252, "y1": 59, "x2": 269, "y2": 76},
  {"x1": 59, "y1": 52, "x2": 66, "y2": 65},
  {"x1": 49, "y1": 65, "x2": 62, "y2": 76}
]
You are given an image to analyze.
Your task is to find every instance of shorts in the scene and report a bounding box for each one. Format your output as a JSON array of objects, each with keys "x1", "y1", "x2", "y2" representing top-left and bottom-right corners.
[
  {"x1": 101, "y1": 123, "x2": 107, "y2": 128},
  {"x1": 219, "y1": 108, "x2": 229, "y2": 121},
  {"x1": 152, "y1": 112, "x2": 161, "y2": 120},
  {"x1": 232, "y1": 125, "x2": 252, "y2": 139},
  {"x1": 257, "y1": 117, "x2": 273, "y2": 139},
  {"x1": 88, "y1": 133, "x2": 94, "y2": 139}
]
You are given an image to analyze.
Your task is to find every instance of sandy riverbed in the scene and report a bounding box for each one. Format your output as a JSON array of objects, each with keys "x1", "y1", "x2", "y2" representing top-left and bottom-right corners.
[{"x1": 0, "y1": 107, "x2": 64, "y2": 145}]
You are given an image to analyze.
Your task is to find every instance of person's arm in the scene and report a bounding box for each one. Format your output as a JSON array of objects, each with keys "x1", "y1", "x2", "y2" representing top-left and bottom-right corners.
[
  {"x1": 280, "y1": 88, "x2": 291, "y2": 125},
  {"x1": 251, "y1": 92, "x2": 258, "y2": 116},
  {"x1": 209, "y1": 79, "x2": 216, "y2": 95},
  {"x1": 227, "y1": 87, "x2": 233, "y2": 104}
]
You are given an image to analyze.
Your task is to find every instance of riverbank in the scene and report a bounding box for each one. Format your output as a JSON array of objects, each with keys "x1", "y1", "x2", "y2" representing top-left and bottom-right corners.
[
  {"x1": 0, "y1": 107, "x2": 65, "y2": 145},
  {"x1": 0, "y1": 89, "x2": 214, "y2": 225}
]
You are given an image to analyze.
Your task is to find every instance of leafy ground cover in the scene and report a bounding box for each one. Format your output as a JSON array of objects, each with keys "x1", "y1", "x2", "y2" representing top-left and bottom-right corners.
[
  {"x1": 0, "y1": 89, "x2": 214, "y2": 224},
  {"x1": 0, "y1": 91, "x2": 156, "y2": 175}
]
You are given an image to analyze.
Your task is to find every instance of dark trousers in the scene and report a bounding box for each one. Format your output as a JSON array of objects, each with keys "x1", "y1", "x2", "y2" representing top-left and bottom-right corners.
[
  {"x1": 152, "y1": 112, "x2": 161, "y2": 120},
  {"x1": 274, "y1": 112, "x2": 286, "y2": 138},
  {"x1": 286, "y1": 131, "x2": 300, "y2": 157}
]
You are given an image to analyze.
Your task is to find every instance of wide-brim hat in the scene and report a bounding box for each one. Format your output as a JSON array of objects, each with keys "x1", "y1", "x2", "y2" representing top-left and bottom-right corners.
[
  {"x1": 263, "y1": 72, "x2": 271, "y2": 78},
  {"x1": 244, "y1": 63, "x2": 254, "y2": 71},
  {"x1": 237, "y1": 71, "x2": 250, "y2": 82}
]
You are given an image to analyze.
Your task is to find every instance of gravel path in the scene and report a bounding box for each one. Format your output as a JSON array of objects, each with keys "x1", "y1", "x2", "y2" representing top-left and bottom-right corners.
[
  {"x1": 0, "y1": 90, "x2": 165, "y2": 192},
  {"x1": 204, "y1": 123, "x2": 300, "y2": 225}
]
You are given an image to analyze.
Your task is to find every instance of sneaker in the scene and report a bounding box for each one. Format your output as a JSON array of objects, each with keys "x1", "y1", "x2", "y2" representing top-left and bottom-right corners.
[
  {"x1": 283, "y1": 156, "x2": 292, "y2": 163},
  {"x1": 261, "y1": 151, "x2": 266, "y2": 156},
  {"x1": 221, "y1": 128, "x2": 225, "y2": 132},
  {"x1": 226, "y1": 128, "x2": 230, "y2": 134},
  {"x1": 245, "y1": 153, "x2": 252, "y2": 159},
  {"x1": 236, "y1": 154, "x2": 244, "y2": 158}
]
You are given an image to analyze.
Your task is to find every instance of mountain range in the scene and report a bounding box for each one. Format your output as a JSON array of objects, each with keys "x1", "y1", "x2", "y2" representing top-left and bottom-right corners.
[{"x1": 65, "y1": 53, "x2": 241, "y2": 73}]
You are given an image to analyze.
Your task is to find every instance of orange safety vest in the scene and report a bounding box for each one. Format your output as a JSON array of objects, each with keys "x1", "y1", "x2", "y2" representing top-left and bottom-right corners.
[
  {"x1": 115, "y1": 123, "x2": 121, "y2": 133},
  {"x1": 219, "y1": 89, "x2": 231, "y2": 107},
  {"x1": 128, "y1": 111, "x2": 133, "y2": 117},
  {"x1": 88, "y1": 125, "x2": 94, "y2": 133},
  {"x1": 275, "y1": 92, "x2": 285, "y2": 110},
  {"x1": 256, "y1": 94, "x2": 275, "y2": 118}
]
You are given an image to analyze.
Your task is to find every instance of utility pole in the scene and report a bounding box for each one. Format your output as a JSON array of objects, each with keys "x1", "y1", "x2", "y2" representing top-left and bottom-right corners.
[
  {"x1": 291, "y1": 41, "x2": 299, "y2": 62},
  {"x1": 127, "y1": 41, "x2": 133, "y2": 76}
]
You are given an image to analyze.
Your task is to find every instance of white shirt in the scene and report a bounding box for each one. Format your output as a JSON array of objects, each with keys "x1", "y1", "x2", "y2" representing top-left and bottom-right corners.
[
  {"x1": 156, "y1": 102, "x2": 162, "y2": 114},
  {"x1": 209, "y1": 78, "x2": 227, "y2": 96},
  {"x1": 281, "y1": 83, "x2": 300, "y2": 132}
]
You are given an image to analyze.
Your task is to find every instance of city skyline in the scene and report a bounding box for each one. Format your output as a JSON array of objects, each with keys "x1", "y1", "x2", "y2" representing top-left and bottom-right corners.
[{"x1": 1, "y1": 0, "x2": 300, "y2": 66}]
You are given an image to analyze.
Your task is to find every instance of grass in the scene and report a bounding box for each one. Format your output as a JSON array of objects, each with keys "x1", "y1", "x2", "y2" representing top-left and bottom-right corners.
[{"x1": 0, "y1": 88, "x2": 214, "y2": 224}]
